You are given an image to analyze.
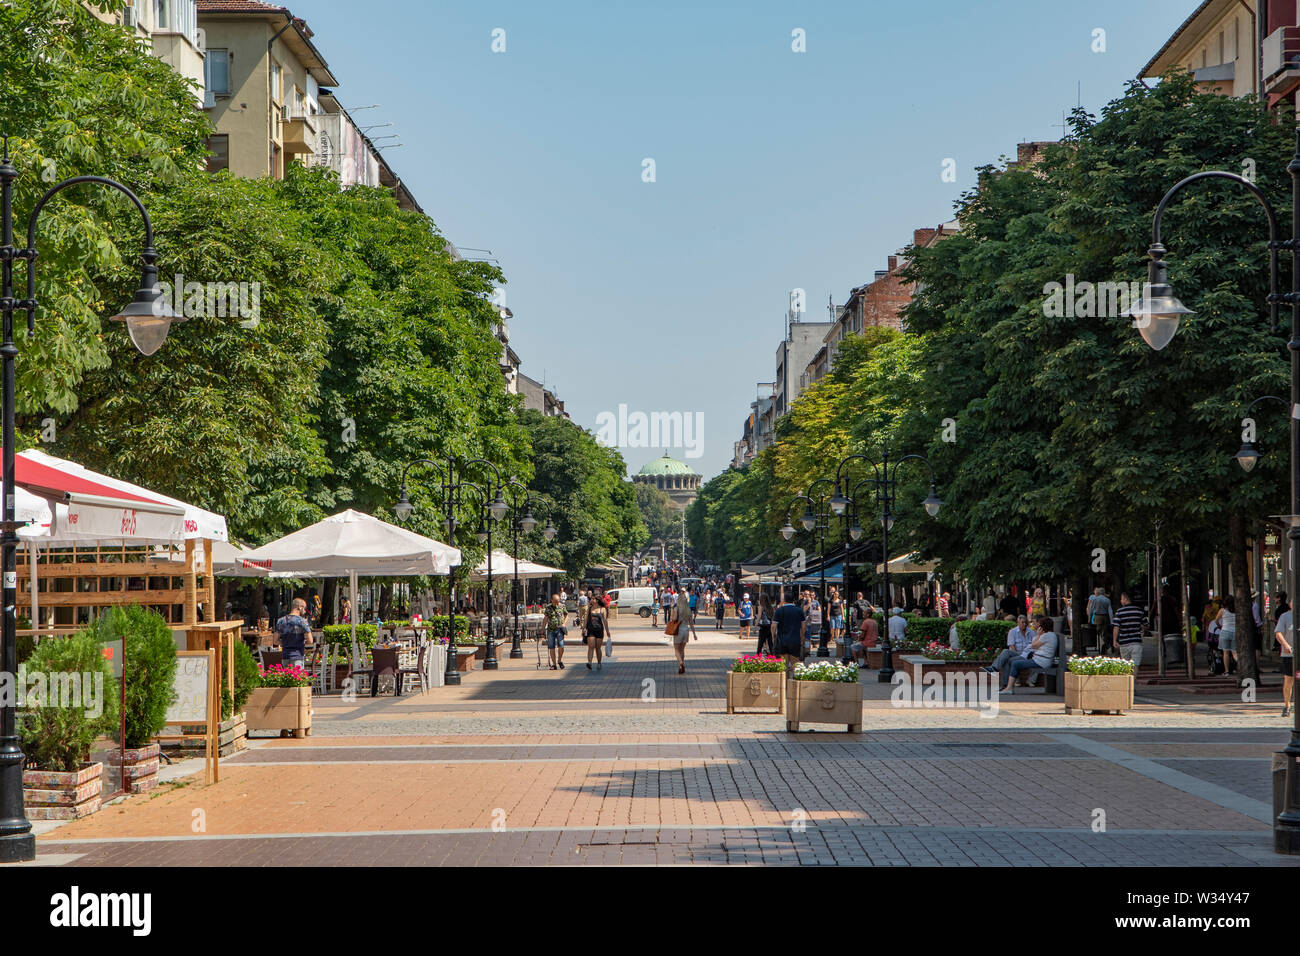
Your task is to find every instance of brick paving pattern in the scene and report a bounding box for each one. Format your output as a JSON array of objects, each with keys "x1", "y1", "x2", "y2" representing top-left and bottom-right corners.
[{"x1": 29, "y1": 633, "x2": 1300, "y2": 866}]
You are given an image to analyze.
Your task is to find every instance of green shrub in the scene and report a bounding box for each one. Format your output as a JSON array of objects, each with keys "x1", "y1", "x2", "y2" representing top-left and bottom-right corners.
[
  {"x1": 98, "y1": 607, "x2": 178, "y2": 748},
  {"x1": 427, "y1": 615, "x2": 469, "y2": 638},
  {"x1": 322, "y1": 623, "x2": 377, "y2": 649},
  {"x1": 19, "y1": 629, "x2": 119, "y2": 772},
  {"x1": 903, "y1": 617, "x2": 951, "y2": 643},
  {"x1": 955, "y1": 620, "x2": 1009, "y2": 657},
  {"x1": 16, "y1": 631, "x2": 34, "y2": 665},
  {"x1": 224, "y1": 640, "x2": 261, "y2": 720}
]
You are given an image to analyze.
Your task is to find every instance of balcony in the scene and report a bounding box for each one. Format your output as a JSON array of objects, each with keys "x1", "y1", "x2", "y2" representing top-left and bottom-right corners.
[
  {"x1": 1263, "y1": 26, "x2": 1300, "y2": 99},
  {"x1": 281, "y1": 109, "x2": 317, "y2": 156}
]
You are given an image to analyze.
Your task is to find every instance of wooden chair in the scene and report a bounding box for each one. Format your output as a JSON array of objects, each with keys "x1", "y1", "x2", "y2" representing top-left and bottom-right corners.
[
  {"x1": 259, "y1": 649, "x2": 283, "y2": 670},
  {"x1": 348, "y1": 646, "x2": 373, "y2": 696}
]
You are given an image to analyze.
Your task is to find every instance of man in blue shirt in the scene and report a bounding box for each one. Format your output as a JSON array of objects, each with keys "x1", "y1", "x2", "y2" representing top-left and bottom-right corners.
[{"x1": 275, "y1": 597, "x2": 312, "y2": 667}]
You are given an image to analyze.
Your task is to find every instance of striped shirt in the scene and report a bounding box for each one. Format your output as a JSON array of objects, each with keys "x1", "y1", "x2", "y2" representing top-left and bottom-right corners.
[{"x1": 1112, "y1": 603, "x2": 1145, "y2": 645}]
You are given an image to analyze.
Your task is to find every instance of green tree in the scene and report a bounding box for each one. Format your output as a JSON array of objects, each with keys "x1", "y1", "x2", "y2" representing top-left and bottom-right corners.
[
  {"x1": 520, "y1": 410, "x2": 646, "y2": 576},
  {"x1": 635, "y1": 482, "x2": 679, "y2": 550}
]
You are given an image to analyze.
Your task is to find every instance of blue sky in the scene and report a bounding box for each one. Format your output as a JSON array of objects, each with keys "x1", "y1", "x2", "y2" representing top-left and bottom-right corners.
[{"x1": 296, "y1": 0, "x2": 1196, "y2": 480}]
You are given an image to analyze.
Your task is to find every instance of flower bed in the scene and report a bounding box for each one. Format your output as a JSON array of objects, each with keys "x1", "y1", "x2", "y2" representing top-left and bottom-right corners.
[
  {"x1": 732, "y1": 654, "x2": 786, "y2": 673},
  {"x1": 792, "y1": 660, "x2": 860, "y2": 682},
  {"x1": 1067, "y1": 656, "x2": 1135, "y2": 676}
]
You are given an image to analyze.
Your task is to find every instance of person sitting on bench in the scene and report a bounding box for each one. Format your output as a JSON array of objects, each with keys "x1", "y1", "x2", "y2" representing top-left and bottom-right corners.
[
  {"x1": 997, "y1": 617, "x2": 1057, "y2": 695},
  {"x1": 984, "y1": 615, "x2": 1033, "y2": 676}
]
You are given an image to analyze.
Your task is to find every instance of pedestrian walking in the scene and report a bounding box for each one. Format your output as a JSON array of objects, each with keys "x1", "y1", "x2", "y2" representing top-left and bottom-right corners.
[
  {"x1": 755, "y1": 595, "x2": 774, "y2": 655},
  {"x1": 1087, "y1": 587, "x2": 1113, "y2": 654},
  {"x1": 543, "y1": 592, "x2": 568, "y2": 670},
  {"x1": 583, "y1": 595, "x2": 611, "y2": 670},
  {"x1": 1276, "y1": 606, "x2": 1294, "y2": 717},
  {"x1": 807, "y1": 592, "x2": 823, "y2": 655},
  {"x1": 1215, "y1": 595, "x2": 1238, "y2": 676},
  {"x1": 738, "y1": 592, "x2": 754, "y2": 642},
  {"x1": 828, "y1": 587, "x2": 844, "y2": 650},
  {"x1": 673, "y1": 585, "x2": 697, "y2": 674},
  {"x1": 1112, "y1": 591, "x2": 1147, "y2": 667},
  {"x1": 773, "y1": 589, "x2": 807, "y2": 672},
  {"x1": 714, "y1": 590, "x2": 726, "y2": 629}
]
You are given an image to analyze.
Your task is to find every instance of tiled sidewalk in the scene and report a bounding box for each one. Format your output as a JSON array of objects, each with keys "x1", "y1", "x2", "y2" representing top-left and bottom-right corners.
[{"x1": 28, "y1": 641, "x2": 1300, "y2": 866}]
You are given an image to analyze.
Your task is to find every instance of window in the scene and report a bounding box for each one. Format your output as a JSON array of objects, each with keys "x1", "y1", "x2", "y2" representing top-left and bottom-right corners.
[
  {"x1": 205, "y1": 134, "x2": 229, "y2": 173},
  {"x1": 153, "y1": 0, "x2": 196, "y2": 42},
  {"x1": 1218, "y1": 31, "x2": 1224, "y2": 66},
  {"x1": 205, "y1": 49, "x2": 230, "y2": 95},
  {"x1": 154, "y1": 0, "x2": 169, "y2": 30},
  {"x1": 271, "y1": 60, "x2": 282, "y2": 104}
]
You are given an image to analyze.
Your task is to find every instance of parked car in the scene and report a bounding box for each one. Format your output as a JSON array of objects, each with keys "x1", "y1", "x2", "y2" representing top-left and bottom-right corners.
[{"x1": 605, "y1": 586, "x2": 658, "y2": 618}]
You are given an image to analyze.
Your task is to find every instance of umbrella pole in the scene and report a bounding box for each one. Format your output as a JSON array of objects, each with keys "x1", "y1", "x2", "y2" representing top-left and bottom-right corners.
[{"x1": 349, "y1": 569, "x2": 359, "y2": 669}]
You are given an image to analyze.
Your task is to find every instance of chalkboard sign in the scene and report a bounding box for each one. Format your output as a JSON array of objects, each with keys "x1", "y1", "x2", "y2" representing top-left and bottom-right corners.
[{"x1": 166, "y1": 652, "x2": 212, "y2": 725}]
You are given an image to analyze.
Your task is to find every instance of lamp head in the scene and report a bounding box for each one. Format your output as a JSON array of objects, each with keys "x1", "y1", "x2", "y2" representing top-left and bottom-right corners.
[
  {"x1": 488, "y1": 495, "x2": 510, "y2": 521},
  {"x1": 880, "y1": 514, "x2": 895, "y2": 532},
  {"x1": 110, "y1": 255, "x2": 187, "y2": 356},
  {"x1": 848, "y1": 524, "x2": 863, "y2": 542},
  {"x1": 800, "y1": 509, "x2": 816, "y2": 532},
  {"x1": 520, "y1": 511, "x2": 538, "y2": 533},
  {"x1": 1234, "y1": 440, "x2": 1261, "y2": 473},
  {"x1": 923, "y1": 485, "x2": 943, "y2": 518},
  {"x1": 542, "y1": 520, "x2": 557, "y2": 542},
  {"x1": 780, "y1": 522, "x2": 796, "y2": 542},
  {"x1": 1121, "y1": 248, "x2": 1193, "y2": 351},
  {"x1": 394, "y1": 491, "x2": 413, "y2": 522},
  {"x1": 829, "y1": 487, "x2": 849, "y2": 516}
]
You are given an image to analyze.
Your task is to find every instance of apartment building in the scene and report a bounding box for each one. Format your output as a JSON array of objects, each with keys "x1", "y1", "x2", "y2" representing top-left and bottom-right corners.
[
  {"x1": 91, "y1": 1, "x2": 206, "y2": 104},
  {"x1": 1140, "y1": 0, "x2": 1300, "y2": 109},
  {"x1": 195, "y1": 1, "x2": 337, "y2": 179},
  {"x1": 774, "y1": 314, "x2": 833, "y2": 421},
  {"x1": 802, "y1": 221, "x2": 959, "y2": 390}
]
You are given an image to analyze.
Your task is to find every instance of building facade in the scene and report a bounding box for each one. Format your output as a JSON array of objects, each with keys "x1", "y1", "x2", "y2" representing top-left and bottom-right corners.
[{"x1": 91, "y1": 1, "x2": 206, "y2": 105}]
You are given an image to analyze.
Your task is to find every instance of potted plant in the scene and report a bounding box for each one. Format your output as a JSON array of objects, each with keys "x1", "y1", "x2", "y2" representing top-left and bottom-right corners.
[
  {"x1": 726, "y1": 654, "x2": 786, "y2": 713},
  {"x1": 1064, "y1": 656, "x2": 1135, "y2": 714},
  {"x1": 19, "y1": 628, "x2": 119, "y2": 819},
  {"x1": 786, "y1": 660, "x2": 863, "y2": 733},
  {"x1": 244, "y1": 662, "x2": 313, "y2": 738}
]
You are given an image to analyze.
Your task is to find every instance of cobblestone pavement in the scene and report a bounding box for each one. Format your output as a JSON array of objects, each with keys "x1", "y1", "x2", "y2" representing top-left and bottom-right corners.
[{"x1": 30, "y1": 626, "x2": 1300, "y2": 866}]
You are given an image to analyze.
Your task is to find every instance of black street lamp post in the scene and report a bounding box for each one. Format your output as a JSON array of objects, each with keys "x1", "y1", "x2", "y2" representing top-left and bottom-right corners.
[
  {"x1": 501, "y1": 477, "x2": 554, "y2": 661},
  {"x1": 0, "y1": 145, "x2": 183, "y2": 864},
  {"x1": 395, "y1": 456, "x2": 509, "y2": 683},
  {"x1": 826, "y1": 447, "x2": 942, "y2": 683},
  {"x1": 1123, "y1": 137, "x2": 1300, "y2": 854}
]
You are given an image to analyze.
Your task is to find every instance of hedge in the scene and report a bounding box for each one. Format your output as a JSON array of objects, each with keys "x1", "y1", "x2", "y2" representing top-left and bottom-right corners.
[
  {"x1": 954, "y1": 620, "x2": 1010, "y2": 657},
  {"x1": 322, "y1": 623, "x2": 378, "y2": 649}
]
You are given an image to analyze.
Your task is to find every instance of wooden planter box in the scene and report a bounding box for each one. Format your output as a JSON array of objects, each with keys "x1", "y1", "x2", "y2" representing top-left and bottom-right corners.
[
  {"x1": 1064, "y1": 672, "x2": 1134, "y2": 714},
  {"x1": 167, "y1": 713, "x2": 247, "y2": 759},
  {"x1": 24, "y1": 762, "x2": 103, "y2": 820},
  {"x1": 901, "y1": 656, "x2": 995, "y2": 683},
  {"x1": 245, "y1": 686, "x2": 312, "y2": 737},
  {"x1": 785, "y1": 679, "x2": 863, "y2": 733},
  {"x1": 725, "y1": 670, "x2": 785, "y2": 713},
  {"x1": 455, "y1": 647, "x2": 477, "y2": 672}
]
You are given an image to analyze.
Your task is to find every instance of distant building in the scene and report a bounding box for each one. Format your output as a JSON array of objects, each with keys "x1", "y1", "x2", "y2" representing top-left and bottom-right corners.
[
  {"x1": 1140, "y1": 0, "x2": 1261, "y2": 101},
  {"x1": 517, "y1": 373, "x2": 566, "y2": 418},
  {"x1": 803, "y1": 221, "x2": 960, "y2": 389},
  {"x1": 633, "y1": 453, "x2": 701, "y2": 510}
]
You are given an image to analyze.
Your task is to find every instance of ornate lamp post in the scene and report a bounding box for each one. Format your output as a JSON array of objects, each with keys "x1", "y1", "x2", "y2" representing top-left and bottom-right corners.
[
  {"x1": 395, "y1": 456, "x2": 508, "y2": 682},
  {"x1": 826, "y1": 447, "x2": 942, "y2": 682},
  {"x1": 500, "y1": 477, "x2": 549, "y2": 660},
  {"x1": 1122, "y1": 144, "x2": 1300, "y2": 853},
  {"x1": 0, "y1": 146, "x2": 183, "y2": 863},
  {"x1": 780, "y1": 478, "x2": 834, "y2": 656}
]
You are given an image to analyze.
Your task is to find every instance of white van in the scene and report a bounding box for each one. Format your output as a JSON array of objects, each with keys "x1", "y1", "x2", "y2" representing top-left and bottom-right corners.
[{"x1": 606, "y1": 586, "x2": 658, "y2": 618}]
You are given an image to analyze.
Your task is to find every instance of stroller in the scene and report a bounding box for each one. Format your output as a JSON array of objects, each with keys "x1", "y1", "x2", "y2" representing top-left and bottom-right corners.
[{"x1": 1205, "y1": 623, "x2": 1226, "y2": 676}]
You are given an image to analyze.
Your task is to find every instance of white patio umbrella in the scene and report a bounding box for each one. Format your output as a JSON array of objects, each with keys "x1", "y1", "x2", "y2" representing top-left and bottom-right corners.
[
  {"x1": 876, "y1": 553, "x2": 938, "y2": 574},
  {"x1": 469, "y1": 550, "x2": 565, "y2": 580},
  {"x1": 235, "y1": 509, "x2": 461, "y2": 663}
]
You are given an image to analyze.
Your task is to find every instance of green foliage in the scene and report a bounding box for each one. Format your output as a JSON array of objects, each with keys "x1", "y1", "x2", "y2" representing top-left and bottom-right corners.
[
  {"x1": 1067, "y1": 656, "x2": 1135, "y2": 676},
  {"x1": 322, "y1": 623, "x2": 378, "y2": 650},
  {"x1": 86, "y1": 606, "x2": 177, "y2": 748},
  {"x1": 955, "y1": 620, "x2": 1012, "y2": 657},
  {"x1": 902, "y1": 617, "x2": 951, "y2": 643},
  {"x1": 426, "y1": 615, "x2": 470, "y2": 638},
  {"x1": 519, "y1": 411, "x2": 646, "y2": 575},
  {"x1": 19, "y1": 629, "x2": 119, "y2": 772},
  {"x1": 732, "y1": 654, "x2": 786, "y2": 673},
  {"x1": 635, "y1": 482, "x2": 680, "y2": 549},
  {"x1": 17, "y1": 632, "x2": 35, "y2": 666},
  {"x1": 225, "y1": 641, "x2": 261, "y2": 720}
]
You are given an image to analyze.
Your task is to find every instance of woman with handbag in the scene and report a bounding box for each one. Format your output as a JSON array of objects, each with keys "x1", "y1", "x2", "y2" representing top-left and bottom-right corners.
[
  {"x1": 584, "y1": 597, "x2": 611, "y2": 670},
  {"x1": 673, "y1": 586, "x2": 696, "y2": 674}
]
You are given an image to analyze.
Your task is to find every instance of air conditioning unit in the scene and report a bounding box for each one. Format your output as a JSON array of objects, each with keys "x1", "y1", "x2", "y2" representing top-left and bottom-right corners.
[
  {"x1": 122, "y1": 5, "x2": 137, "y2": 28},
  {"x1": 195, "y1": 27, "x2": 206, "y2": 53},
  {"x1": 202, "y1": 89, "x2": 215, "y2": 110}
]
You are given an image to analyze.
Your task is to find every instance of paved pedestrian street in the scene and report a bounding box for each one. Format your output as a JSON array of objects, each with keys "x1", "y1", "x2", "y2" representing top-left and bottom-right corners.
[{"x1": 29, "y1": 621, "x2": 1300, "y2": 867}]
